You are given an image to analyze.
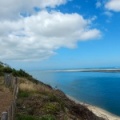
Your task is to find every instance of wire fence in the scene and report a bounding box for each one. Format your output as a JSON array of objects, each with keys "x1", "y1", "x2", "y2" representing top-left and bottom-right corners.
[{"x1": 1, "y1": 73, "x2": 19, "y2": 120}]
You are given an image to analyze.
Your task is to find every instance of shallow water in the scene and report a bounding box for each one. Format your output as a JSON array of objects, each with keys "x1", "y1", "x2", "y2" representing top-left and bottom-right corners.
[{"x1": 29, "y1": 71, "x2": 120, "y2": 116}]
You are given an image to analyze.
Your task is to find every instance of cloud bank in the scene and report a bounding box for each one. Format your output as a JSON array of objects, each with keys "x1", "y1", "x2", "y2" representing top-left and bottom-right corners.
[
  {"x1": 0, "y1": 0, "x2": 101, "y2": 61},
  {"x1": 0, "y1": 0, "x2": 67, "y2": 20},
  {"x1": 105, "y1": 0, "x2": 120, "y2": 12}
]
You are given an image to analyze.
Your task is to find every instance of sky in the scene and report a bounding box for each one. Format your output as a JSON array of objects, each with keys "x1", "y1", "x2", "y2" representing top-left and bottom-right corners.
[{"x1": 0, "y1": 0, "x2": 120, "y2": 70}]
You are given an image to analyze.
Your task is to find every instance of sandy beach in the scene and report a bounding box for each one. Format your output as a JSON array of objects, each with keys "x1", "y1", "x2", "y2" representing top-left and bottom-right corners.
[{"x1": 67, "y1": 95, "x2": 120, "y2": 120}]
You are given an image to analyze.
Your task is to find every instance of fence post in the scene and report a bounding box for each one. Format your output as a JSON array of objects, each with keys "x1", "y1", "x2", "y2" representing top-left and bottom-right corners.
[
  {"x1": 1, "y1": 112, "x2": 8, "y2": 120},
  {"x1": 4, "y1": 73, "x2": 12, "y2": 87},
  {"x1": 4, "y1": 73, "x2": 7, "y2": 86},
  {"x1": 8, "y1": 105, "x2": 12, "y2": 120},
  {"x1": 11, "y1": 101, "x2": 15, "y2": 120}
]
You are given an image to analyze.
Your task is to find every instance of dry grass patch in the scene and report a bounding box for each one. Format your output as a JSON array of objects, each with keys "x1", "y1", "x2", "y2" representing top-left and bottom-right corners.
[
  {"x1": 19, "y1": 78, "x2": 52, "y2": 94},
  {"x1": 20, "y1": 81, "x2": 37, "y2": 92}
]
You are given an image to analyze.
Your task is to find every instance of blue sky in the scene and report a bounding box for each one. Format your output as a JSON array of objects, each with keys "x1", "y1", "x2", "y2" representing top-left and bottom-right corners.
[{"x1": 1, "y1": 0, "x2": 120, "y2": 70}]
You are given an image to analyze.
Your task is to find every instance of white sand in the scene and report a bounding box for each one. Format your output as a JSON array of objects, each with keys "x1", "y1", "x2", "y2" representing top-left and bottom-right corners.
[{"x1": 67, "y1": 95, "x2": 120, "y2": 120}]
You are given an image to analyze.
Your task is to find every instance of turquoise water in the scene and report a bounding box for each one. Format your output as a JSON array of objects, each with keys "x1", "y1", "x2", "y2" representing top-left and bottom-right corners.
[{"x1": 29, "y1": 71, "x2": 120, "y2": 116}]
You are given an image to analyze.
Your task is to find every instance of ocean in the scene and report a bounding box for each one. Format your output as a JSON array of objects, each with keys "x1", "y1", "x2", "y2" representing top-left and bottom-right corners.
[{"x1": 28, "y1": 71, "x2": 120, "y2": 116}]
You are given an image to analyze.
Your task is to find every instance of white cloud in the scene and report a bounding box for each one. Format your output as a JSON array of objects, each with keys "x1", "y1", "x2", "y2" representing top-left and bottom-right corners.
[
  {"x1": 0, "y1": 0, "x2": 101, "y2": 61},
  {"x1": 0, "y1": 0, "x2": 67, "y2": 20},
  {"x1": 0, "y1": 11, "x2": 101, "y2": 61},
  {"x1": 105, "y1": 0, "x2": 120, "y2": 12}
]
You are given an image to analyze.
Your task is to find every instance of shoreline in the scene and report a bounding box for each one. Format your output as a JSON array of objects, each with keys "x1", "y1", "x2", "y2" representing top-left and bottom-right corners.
[
  {"x1": 38, "y1": 68, "x2": 120, "y2": 73},
  {"x1": 67, "y1": 95, "x2": 120, "y2": 120}
]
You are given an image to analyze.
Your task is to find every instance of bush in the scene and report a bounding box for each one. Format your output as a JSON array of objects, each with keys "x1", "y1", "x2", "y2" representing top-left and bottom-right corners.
[
  {"x1": 16, "y1": 114, "x2": 39, "y2": 120},
  {"x1": 43, "y1": 103, "x2": 61, "y2": 114},
  {"x1": 48, "y1": 94, "x2": 65, "y2": 111},
  {"x1": 3, "y1": 67, "x2": 13, "y2": 73},
  {"x1": 18, "y1": 90, "x2": 30, "y2": 98},
  {"x1": 16, "y1": 114, "x2": 55, "y2": 120},
  {"x1": 40, "y1": 115, "x2": 55, "y2": 120}
]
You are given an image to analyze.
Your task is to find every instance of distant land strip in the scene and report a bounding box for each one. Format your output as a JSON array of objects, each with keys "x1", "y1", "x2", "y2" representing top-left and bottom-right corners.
[{"x1": 40, "y1": 69, "x2": 120, "y2": 73}]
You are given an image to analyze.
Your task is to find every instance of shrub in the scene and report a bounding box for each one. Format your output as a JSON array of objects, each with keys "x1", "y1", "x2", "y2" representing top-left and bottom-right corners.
[
  {"x1": 16, "y1": 114, "x2": 55, "y2": 120},
  {"x1": 48, "y1": 94, "x2": 65, "y2": 111},
  {"x1": 16, "y1": 114, "x2": 39, "y2": 120},
  {"x1": 18, "y1": 90, "x2": 30, "y2": 98},
  {"x1": 43, "y1": 103, "x2": 61, "y2": 114},
  {"x1": 40, "y1": 114, "x2": 55, "y2": 120}
]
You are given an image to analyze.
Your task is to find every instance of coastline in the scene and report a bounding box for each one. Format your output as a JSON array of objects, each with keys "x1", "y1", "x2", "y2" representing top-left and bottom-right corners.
[{"x1": 67, "y1": 95, "x2": 120, "y2": 120}]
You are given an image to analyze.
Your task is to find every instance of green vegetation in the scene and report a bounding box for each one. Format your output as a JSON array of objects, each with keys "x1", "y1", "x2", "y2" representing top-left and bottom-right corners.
[
  {"x1": 0, "y1": 61, "x2": 105, "y2": 120},
  {"x1": 16, "y1": 114, "x2": 55, "y2": 120},
  {"x1": 0, "y1": 62, "x2": 39, "y2": 84},
  {"x1": 39, "y1": 115, "x2": 55, "y2": 120},
  {"x1": 16, "y1": 78, "x2": 64, "y2": 120},
  {"x1": 18, "y1": 90, "x2": 30, "y2": 98},
  {"x1": 16, "y1": 114, "x2": 39, "y2": 120},
  {"x1": 43, "y1": 103, "x2": 61, "y2": 114}
]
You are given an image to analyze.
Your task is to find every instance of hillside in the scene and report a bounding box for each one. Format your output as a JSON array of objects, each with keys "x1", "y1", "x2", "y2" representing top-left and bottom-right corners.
[{"x1": 0, "y1": 62, "x2": 105, "y2": 120}]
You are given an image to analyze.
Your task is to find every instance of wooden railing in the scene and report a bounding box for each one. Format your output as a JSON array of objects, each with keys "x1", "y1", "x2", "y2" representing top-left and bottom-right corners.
[{"x1": 1, "y1": 74, "x2": 19, "y2": 120}]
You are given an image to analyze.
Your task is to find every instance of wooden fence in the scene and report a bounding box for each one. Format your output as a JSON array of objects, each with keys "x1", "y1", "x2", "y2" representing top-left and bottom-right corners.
[{"x1": 1, "y1": 73, "x2": 19, "y2": 120}]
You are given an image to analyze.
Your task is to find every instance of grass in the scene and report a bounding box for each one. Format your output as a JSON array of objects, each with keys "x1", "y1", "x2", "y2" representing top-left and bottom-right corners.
[
  {"x1": 16, "y1": 114, "x2": 55, "y2": 120},
  {"x1": 19, "y1": 78, "x2": 52, "y2": 94},
  {"x1": 19, "y1": 80, "x2": 37, "y2": 92},
  {"x1": 18, "y1": 90, "x2": 30, "y2": 98},
  {"x1": 39, "y1": 115, "x2": 56, "y2": 120},
  {"x1": 0, "y1": 62, "x2": 105, "y2": 120},
  {"x1": 16, "y1": 114, "x2": 39, "y2": 120},
  {"x1": 47, "y1": 94, "x2": 65, "y2": 111},
  {"x1": 16, "y1": 78, "x2": 65, "y2": 119},
  {"x1": 16, "y1": 77, "x2": 104, "y2": 120},
  {"x1": 43, "y1": 102, "x2": 61, "y2": 114}
]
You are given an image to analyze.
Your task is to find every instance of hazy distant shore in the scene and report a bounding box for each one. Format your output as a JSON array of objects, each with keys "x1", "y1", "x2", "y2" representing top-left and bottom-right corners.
[
  {"x1": 67, "y1": 95, "x2": 120, "y2": 120},
  {"x1": 40, "y1": 68, "x2": 120, "y2": 73}
]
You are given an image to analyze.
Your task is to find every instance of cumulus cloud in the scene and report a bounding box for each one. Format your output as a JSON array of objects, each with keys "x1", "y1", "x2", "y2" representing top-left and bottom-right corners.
[
  {"x1": 105, "y1": 0, "x2": 120, "y2": 12},
  {"x1": 0, "y1": 0, "x2": 101, "y2": 61},
  {"x1": 0, "y1": 0, "x2": 67, "y2": 20},
  {"x1": 0, "y1": 10, "x2": 101, "y2": 60}
]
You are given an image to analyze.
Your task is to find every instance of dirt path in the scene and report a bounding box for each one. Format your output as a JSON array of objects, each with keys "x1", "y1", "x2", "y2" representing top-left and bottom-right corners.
[{"x1": 0, "y1": 78, "x2": 13, "y2": 117}]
